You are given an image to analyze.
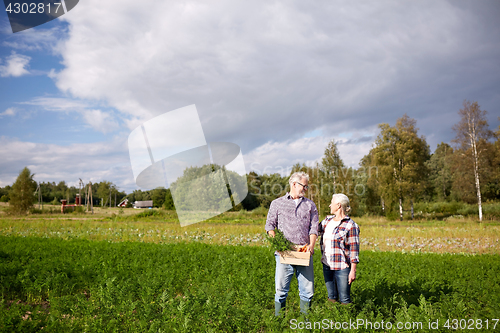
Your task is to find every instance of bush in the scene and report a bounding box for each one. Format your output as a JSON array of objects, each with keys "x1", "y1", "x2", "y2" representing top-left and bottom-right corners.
[
  {"x1": 134, "y1": 209, "x2": 161, "y2": 218},
  {"x1": 386, "y1": 211, "x2": 399, "y2": 221},
  {"x1": 250, "y1": 206, "x2": 268, "y2": 217},
  {"x1": 72, "y1": 206, "x2": 85, "y2": 214},
  {"x1": 410, "y1": 201, "x2": 500, "y2": 220},
  {"x1": 29, "y1": 208, "x2": 43, "y2": 214}
]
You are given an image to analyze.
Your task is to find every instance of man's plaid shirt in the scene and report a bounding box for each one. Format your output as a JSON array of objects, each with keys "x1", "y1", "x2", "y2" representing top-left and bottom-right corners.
[
  {"x1": 319, "y1": 215, "x2": 360, "y2": 270},
  {"x1": 265, "y1": 193, "x2": 319, "y2": 246}
]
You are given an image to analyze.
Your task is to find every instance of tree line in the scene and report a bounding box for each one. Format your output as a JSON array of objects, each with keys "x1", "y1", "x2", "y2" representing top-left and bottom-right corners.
[
  {"x1": 241, "y1": 100, "x2": 500, "y2": 221},
  {"x1": 1, "y1": 173, "x2": 128, "y2": 214},
  {"x1": 3, "y1": 100, "x2": 498, "y2": 219}
]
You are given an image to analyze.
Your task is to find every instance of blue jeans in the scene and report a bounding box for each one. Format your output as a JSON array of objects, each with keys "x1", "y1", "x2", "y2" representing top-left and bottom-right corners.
[
  {"x1": 322, "y1": 264, "x2": 352, "y2": 304},
  {"x1": 274, "y1": 254, "x2": 314, "y2": 303}
]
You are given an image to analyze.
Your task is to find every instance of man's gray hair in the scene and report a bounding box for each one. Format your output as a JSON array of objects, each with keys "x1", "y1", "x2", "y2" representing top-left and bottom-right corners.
[
  {"x1": 332, "y1": 193, "x2": 351, "y2": 214},
  {"x1": 289, "y1": 171, "x2": 309, "y2": 186}
]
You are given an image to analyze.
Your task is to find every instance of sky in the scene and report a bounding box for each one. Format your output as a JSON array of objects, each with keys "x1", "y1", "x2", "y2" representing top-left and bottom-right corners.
[{"x1": 0, "y1": 0, "x2": 499, "y2": 194}]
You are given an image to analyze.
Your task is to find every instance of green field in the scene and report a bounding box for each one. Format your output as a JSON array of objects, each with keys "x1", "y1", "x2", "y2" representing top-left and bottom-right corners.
[{"x1": 1, "y1": 208, "x2": 500, "y2": 332}]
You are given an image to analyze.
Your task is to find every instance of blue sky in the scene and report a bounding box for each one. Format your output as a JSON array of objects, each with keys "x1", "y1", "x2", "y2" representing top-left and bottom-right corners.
[{"x1": 1, "y1": 0, "x2": 499, "y2": 193}]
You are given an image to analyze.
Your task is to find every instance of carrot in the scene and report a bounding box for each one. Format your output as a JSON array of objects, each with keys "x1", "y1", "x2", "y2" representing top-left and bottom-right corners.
[{"x1": 297, "y1": 245, "x2": 308, "y2": 252}]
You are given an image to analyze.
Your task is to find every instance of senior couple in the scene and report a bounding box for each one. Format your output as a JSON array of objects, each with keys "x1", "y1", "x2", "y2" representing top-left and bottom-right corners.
[{"x1": 265, "y1": 171, "x2": 360, "y2": 316}]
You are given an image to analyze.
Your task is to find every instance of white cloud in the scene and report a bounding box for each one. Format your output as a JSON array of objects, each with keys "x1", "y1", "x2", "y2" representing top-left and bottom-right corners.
[
  {"x1": 0, "y1": 52, "x2": 31, "y2": 77},
  {"x1": 245, "y1": 128, "x2": 377, "y2": 176},
  {"x1": 2, "y1": 26, "x2": 66, "y2": 52},
  {"x1": 51, "y1": 0, "x2": 500, "y2": 155},
  {"x1": 21, "y1": 97, "x2": 88, "y2": 112},
  {"x1": 20, "y1": 97, "x2": 121, "y2": 134},
  {"x1": 82, "y1": 109, "x2": 119, "y2": 134},
  {"x1": 2, "y1": 0, "x2": 499, "y2": 193},
  {"x1": 0, "y1": 108, "x2": 16, "y2": 117},
  {"x1": 0, "y1": 136, "x2": 136, "y2": 192}
]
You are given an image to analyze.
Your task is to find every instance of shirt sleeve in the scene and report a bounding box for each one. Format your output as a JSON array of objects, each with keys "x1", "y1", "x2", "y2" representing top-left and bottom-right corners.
[
  {"x1": 318, "y1": 219, "x2": 325, "y2": 236},
  {"x1": 309, "y1": 202, "x2": 319, "y2": 236},
  {"x1": 265, "y1": 200, "x2": 278, "y2": 232},
  {"x1": 347, "y1": 224, "x2": 360, "y2": 263}
]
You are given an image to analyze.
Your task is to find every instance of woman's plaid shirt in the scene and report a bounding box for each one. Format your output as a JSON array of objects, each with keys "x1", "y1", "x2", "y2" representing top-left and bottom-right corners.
[{"x1": 319, "y1": 215, "x2": 360, "y2": 270}]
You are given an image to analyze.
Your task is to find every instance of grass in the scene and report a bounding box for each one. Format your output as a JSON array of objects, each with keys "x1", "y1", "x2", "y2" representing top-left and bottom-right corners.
[
  {"x1": 1, "y1": 237, "x2": 499, "y2": 332},
  {"x1": 1, "y1": 207, "x2": 499, "y2": 254},
  {"x1": 1, "y1": 202, "x2": 500, "y2": 331}
]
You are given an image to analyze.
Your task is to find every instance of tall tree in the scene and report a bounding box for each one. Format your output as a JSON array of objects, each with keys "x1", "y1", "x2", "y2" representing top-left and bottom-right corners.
[
  {"x1": 452, "y1": 100, "x2": 493, "y2": 221},
  {"x1": 493, "y1": 119, "x2": 500, "y2": 198},
  {"x1": 322, "y1": 140, "x2": 345, "y2": 190},
  {"x1": 95, "y1": 181, "x2": 115, "y2": 207},
  {"x1": 9, "y1": 167, "x2": 37, "y2": 214},
  {"x1": 163, "y1": 188, "x2": 176, "y2": 210},
  {"x1": 426, "y1": 143, "x2": 454, "y2": 201},
  {"x1": 321, "y1": 140, "x2": 346, "y2": 214},
  {"x1": 151, "y1": 187, "x2": 167, "y2": 208},
  {"x1": 359, "y1": 150, "x2": 383, "y2": 215},
  {"x1": 372, "y1": 115, "x2": 430, "y2": 220}
]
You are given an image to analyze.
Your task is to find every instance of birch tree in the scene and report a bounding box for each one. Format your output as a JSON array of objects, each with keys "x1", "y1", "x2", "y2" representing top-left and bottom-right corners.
[
  {"x1": 452, "y1": 100, "x2": 493, "y2": 221},
  {"x1": 372, "y1": 115, "x2": 430, "y2": 220}
]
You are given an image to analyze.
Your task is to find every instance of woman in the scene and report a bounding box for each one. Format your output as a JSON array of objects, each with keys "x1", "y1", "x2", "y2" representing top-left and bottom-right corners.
[{"x1": 319, "y1": 193, "x2": 360, "y2": 304}]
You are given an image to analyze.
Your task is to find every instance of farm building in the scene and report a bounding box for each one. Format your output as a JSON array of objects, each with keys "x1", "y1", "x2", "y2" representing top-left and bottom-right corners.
[
  {"x1": 133, "y1": 200, "x2": 153, "y2": 209},
  {"x1": 117, "y1": 198, "x2": 128, "y2": 207}
]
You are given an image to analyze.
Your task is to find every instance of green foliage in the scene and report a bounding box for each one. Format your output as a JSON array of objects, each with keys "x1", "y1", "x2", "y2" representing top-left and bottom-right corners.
[
  {"x1": 241, "y1": 172, "x2": 261, "y2": 210},
  {"x1": 133, "y1": 209, "x2": 161, "y2": 218},
  {"x1": 320, "y1": 140, "x2": 348, "y2": 213},
  {"x1": 169, "y1": 164, "x2": 248, "y2": 213},
  {"x1": 266, "y1": 229, "x2": 293, "y2": 253},
  {"x1": 413, "y1": 201, "x2": 500, "y2": 220},
  {"x1": 150, "y1": 187, "x2": 167, "y2": 208},
  {"x1": 163, "y1": 188, "x2": 175, "y2": 210},
  {"x1": 28, "y1": 208, "x2": 43, "y2": 214},
  {"x1": 0, "y1": 195, "x2": 8, "y2": 203},
  {"x1": 0, "y1": 236, "x2": 499, "y2": 332},
  {"x1": 8, "y1": 167, "x2": 37, "y2": 215},
  {"x1": 425, "y1": 143, "x2": 454, "y2": 201},
  {"x1": 367, "y1": 115, "x2": 430, "y2": 219},
  {"x1": 72, "y1": 205, "x2": 85, "y2": 214}
]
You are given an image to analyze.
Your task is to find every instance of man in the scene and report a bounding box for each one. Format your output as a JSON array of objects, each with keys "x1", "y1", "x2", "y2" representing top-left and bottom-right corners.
[{"x1": 265, "y1": 171, "x2": 319, "y2": 316}]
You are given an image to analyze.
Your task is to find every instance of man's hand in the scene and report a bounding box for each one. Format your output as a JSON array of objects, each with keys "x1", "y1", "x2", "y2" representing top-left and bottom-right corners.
[
  {"x1": 308, "y1": 234, "x2": 317, "y2": 255},
  {"x1": 307, "y1": 243, "x2": 314, "y2": 255}
]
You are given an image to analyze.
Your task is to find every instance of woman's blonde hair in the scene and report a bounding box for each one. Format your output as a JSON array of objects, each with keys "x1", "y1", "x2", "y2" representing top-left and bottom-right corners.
[{"x1": 332, "y1": 193, "x2": 351, "y2": 214}]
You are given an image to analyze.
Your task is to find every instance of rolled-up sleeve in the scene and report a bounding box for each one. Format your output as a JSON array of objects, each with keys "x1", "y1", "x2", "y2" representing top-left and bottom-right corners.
[
  {"x1": 309, "y1": 204, "x2": 319, "y2": 236},
  {"x1": 265, "y1": 200, "x2": 278, "y2": 232},
  {"x1": 347, "y1": 225, "x2": 360, "y2": 263}
]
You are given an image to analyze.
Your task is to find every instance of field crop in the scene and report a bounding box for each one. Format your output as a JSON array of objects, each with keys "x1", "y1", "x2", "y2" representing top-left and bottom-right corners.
[
  {"x1": 1, "y1": 210, "x2": 499, "y2": 254},
  {"x1": 1, "y1": 208, "x2": 499, "y2": 331},
  {"x1": 1, "y1": 236, "x2": 500, "y2": 332}
]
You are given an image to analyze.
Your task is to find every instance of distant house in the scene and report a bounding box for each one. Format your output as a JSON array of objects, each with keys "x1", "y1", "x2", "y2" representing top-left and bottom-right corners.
[
  {"x1": 118, "y1": 198, "x2": 128, "y2": 207},
  {"x1": 133, "y1": 200, "x2": 153, "y2": 209}
]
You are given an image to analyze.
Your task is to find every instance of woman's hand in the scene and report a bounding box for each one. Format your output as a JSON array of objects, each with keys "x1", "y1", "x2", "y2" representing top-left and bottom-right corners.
[{"x1": 348, "y1": 263, "x2": 357, "y2": 284}]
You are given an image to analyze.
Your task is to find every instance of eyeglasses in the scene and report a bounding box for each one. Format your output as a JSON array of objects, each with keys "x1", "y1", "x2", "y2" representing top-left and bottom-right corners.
[{"x1": 296, "y1": 182, "x2": 309, "y2": 190}]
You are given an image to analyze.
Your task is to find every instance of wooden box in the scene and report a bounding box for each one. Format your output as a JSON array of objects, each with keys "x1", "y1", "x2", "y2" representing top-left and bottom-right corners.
[{"x1": 279, "y1": 250, "x2": 311, "y2": 266}]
